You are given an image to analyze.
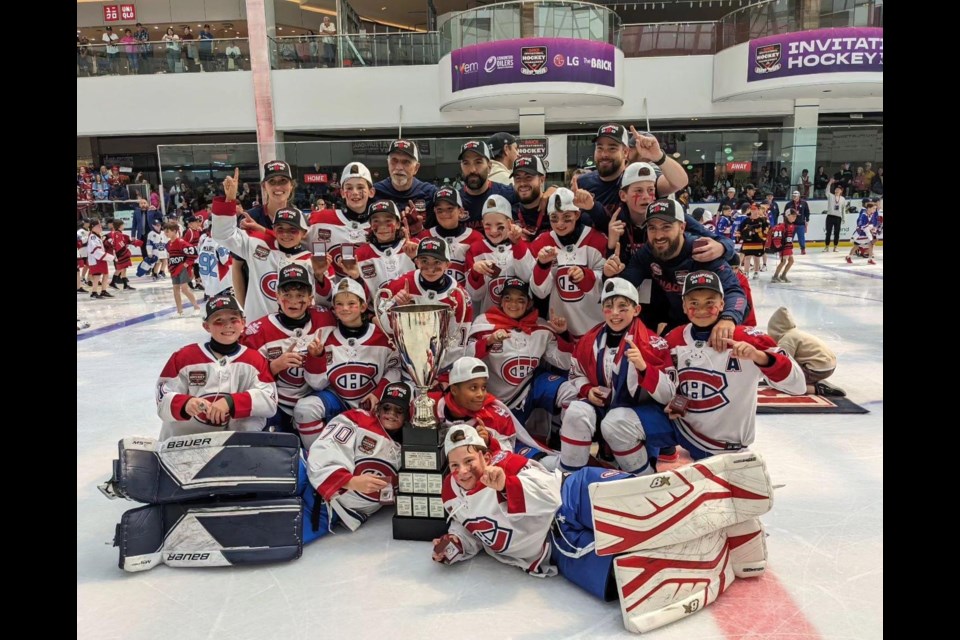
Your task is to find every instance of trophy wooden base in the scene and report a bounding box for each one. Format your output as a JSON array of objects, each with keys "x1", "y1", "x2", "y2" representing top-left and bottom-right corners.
[{"x1": 392, "y1": 514, "x2": 449, "y2": 541}]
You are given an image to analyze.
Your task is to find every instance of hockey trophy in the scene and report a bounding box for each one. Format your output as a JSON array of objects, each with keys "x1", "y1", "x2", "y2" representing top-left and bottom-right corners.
[{"x1": 389, "y1": 303, "x2": 451, "y2": 541}]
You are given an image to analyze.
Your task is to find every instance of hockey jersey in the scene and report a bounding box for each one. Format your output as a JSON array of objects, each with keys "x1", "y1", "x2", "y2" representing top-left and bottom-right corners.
[
  {"x1": 241, "y1": 308, "x2": 337, "y2": 415},
  {"x1": 303, "y1": 321, "x2": 401, "y2": 407},
  {"x1": 665, "y1": 324, "x2": 805, "y2": 454},
  {"x1": 77, "y1": 228, "x2": 89, "y2": 260},
  {"x1": 466, "y1": 307, "x2": 572, "y2": 408},
  {"x1": 376, "y1": 272, "x2": 474, "y2": 369},
  {"x1": 463, "y1": 239, "x2": 533, "y2": 313},
  {"x1": 212, "y1": 198, "x2": 315, "y2": 323},
  {"x1": 356, "y1": 240, "x2": 415, "y2": 297},
  {"x1": 196, "y1": 235, "x2": 234, "y2": 296},
  {"x1": 146, "y1": 230, "x2": 168, "y2": 259},
  {"x1": 156, "y1": 342, "x2": 278, "y2": 439},
  {"x1": 529, "y1": 225, "x2": 609, "y2": 338},
  {"x1": 429, "y1": 391, "x2": 520, "y2": 452},
  {"x1": 715, "y1": 215, "x2": 737, "y2": 240},
  {"x1": 442, "y1": 447, "x2": 562, "y2": 577},
  {"x1": 307, "y1": 208, "x2": 370, "y2": 279},
  {"x1": 307, "y1": 409, "x2": 402, "y2": 531},
  {"x1": 166, "y1": 237, "x2": 198, "y2": 278},
  {"x1": 414, "y1": 225, "x2": 485, "y2": 287},
  {"x1": 569, "y1": 319, "x2": 675, "y2": 407},
  {"x1": 86, "y1": 232, "x2": 110, "y2": 267}
]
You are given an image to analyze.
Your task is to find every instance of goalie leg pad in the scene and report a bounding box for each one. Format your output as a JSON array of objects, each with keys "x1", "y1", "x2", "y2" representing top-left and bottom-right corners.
[
  {"x1": 590, "y1": 452, "x2": 773, "y2": 556},
  {"x1": 726, "y1": 517, "x2": 767, "y2": 578},
  {"x1": 613, "y1": 529, "x2": 735, "y2": 634},
  {"x1": 99, "y1": 432, "x2": 302, "y2": 504},
  {"x1": 115, "y1": 497, "x2": 303, "y2": 572}
]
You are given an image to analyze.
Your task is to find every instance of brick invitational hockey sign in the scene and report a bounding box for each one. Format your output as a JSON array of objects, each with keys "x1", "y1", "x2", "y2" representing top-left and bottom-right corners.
[{"x1": 747, "y1": 27, "x2": 882, "y2": 82}]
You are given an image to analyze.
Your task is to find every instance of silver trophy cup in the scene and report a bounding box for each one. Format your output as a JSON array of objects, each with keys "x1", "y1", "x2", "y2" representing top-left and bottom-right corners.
[{"x1": 389, "y1": 304, "x2": 451, "y2": 429}]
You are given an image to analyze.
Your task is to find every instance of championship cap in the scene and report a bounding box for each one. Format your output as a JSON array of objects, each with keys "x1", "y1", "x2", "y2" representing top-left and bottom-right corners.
[
  {"x1": 388, "y1": 139, "x2": 420, "y2": 162},
  {"x1": 204, "y1": 293, "x2": 244, "y2": 320},
  {"x1": 263, "y1": 160, "x2": 293, "y2": 182},
  {"x1": 681, "y1": 270, "x2": 724, "y2": 298}
]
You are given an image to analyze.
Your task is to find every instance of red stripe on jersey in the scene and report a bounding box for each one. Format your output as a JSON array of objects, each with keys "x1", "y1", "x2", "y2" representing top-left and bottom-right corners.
[
  {"x1": 503, "y1": 474, "x2": 527, "y2": 514},
  {"x1": 297, "y1": 419, "x2": 326, "y2": 434},
  {"x1": 561, "y1": 434, "x2": 592, "y2": 446},
  {"x1": 231, "y1": 392, "x2": 252, "y2": 418},
  {"x1": 318, "y1": 468, "x2": 353, "y2": 502},
  {"x1": 611, "y1": 441, "x2": 645, "y2": 456}
]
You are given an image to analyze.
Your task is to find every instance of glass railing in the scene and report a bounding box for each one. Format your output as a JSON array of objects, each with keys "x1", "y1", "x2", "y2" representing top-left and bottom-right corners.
[
  {"x1": 439, "y1": 0, "x2": 622, "y2": 55},
  {"x1": 270, "y1": 32, "x2": 440, "y2": 69},
  {"x1": 620, "y1": 22, "x2": 716, "y2": 57},
  {"x1": 717, "y1": 0, "x2": 883, "y2": 51},
  {"x1": 77, "y1": 38, "x2": 250, "y2": 77},
  {"x1": 148, "y1": 125, "x2": 882, "y2": 215}
]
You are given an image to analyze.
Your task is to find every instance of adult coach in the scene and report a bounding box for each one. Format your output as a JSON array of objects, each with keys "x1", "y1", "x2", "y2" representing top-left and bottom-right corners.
[
  {"x1": 372, "y1": 139, "x2": 437, "y2": 235},
  {"x1": 456, "y1": 140, "x2": 518, "y2": 229},
  {"x1": 576, "y1": 123, "x2": 688, "y2": 234}
]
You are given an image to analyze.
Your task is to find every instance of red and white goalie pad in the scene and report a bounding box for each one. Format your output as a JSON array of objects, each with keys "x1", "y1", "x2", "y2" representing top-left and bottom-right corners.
[
  {"x1": 612, "y1": 517, "x2": 767, "y2": 633},
  {"x1": 590, "y1": 452, "x2": 772, "y2": 556}
]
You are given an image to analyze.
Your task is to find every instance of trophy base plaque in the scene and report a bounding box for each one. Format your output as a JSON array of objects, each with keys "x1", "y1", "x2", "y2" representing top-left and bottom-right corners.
[{"x1": 393, "y1": 424, "x2": 448, "y2": 541}]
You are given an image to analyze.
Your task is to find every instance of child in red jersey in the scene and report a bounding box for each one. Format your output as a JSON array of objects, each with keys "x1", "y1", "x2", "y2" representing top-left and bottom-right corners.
[
  {"x1": 86, "y1": 218, "x2": 114, "y2": 299},
  {"x1": 164, "y1": 221, "x2": 202, "y2": 317},
  {"x1": 107, "y1": 218, "x2": 142, "y2": 291},
  {"x1": 769, "y1": 209, "x2": 798, "y2": 283}
]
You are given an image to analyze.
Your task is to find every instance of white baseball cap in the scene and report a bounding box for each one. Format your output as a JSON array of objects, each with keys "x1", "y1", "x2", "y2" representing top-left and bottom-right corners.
[
  {"x1": 621, "y1": 162, "x2": 658, "y2": 188},
  {"x1": 332, "y1": 277, "x2": 367, "y2": 302},
  {"x1": 449, "y1": 357, "x2": 489, "y2": 385},
  {"x1": 601, "y1": 277, "x2": 640, "y2": 305},
  {"x1": 481, "y1": 194, "x2": 513, "y2": 219},
  {"x1": 341, "y1": 161, "x2": 373, "y2": 186},
  {"x1": 546, "y1": 187, "x2": 578, "y2": 215},
  {"x1": 443, "y1": 423, "x2": 487, "y2": 456}
]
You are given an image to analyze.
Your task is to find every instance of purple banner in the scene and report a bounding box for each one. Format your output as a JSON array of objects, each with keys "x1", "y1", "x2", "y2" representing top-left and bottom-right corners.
[
  {"x1": 451, "y1": 38, "x2": 615, "y2": 92},
  {"x1": 748, "y1": 27, "x2": 882, "y2": 82}
]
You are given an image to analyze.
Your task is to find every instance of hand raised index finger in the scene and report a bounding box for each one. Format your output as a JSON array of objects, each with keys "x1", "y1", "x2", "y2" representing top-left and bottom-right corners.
[
  {"x1": 233, "y1": 167, "x2": 240, "y2": 182},
  {"x1": 615, "y1": 242, "x2": 621, "y2": 255},
  {"x1": 611, "y1": 207, "x2": 621, "y2": 223},
  {"x1": 404, "y1": 280, "x2": 410, "y2": 293},
  {"x1": 571, "y1": 174, "x2": 579, "y2": 192}
]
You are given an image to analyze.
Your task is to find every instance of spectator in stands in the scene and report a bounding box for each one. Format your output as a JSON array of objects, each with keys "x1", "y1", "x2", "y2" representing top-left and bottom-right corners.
[
  {"x1": 102, "y1": 26, "x2": 120, "y2": 74},
  {"x1": 719, "y1": 186, "x2": 738, "y2": 210},
  {"x1": 199, "y1": 25, "x2": 214, "y2": 71},
  {"x1": 833, "y1": 162, "x2": 853, "y2": 196},
  {"x1": 163, "y1": 27, "x2": 181, "y2": 73},
  {"x1": 120, "y1": 29, "x2": 138, "y2": 75},
  {"x1": 814, "y1": 166, "x2": 830, "y2": 199},
  {"x1": 134, "y1": 23, "x2": 151, "y2": 73},
  {"x1": 852, "y1": 166, "x2": 869, "y2": 198},
  {"x1": 77, "y1": 36, "x2": 92, "y2": 76},
  {"x1": 869, "y1": 166, "x2": 883, "y2": 200},
  {"x1": 774, "y1": 167, "x2": 791, "y2": 198},
  {"x1": 757, "y1": 166, "x2": 773, "y2": 195},
  {"x1": 225, "y1": 40, "x2": 243, "y2": 70},
  {"x1": 320, "y1": 16, "x2": 337, "y2": 67},
  {"x1": 798, "y1": 168, "x2": 811, "y2": 199},
  {"x1": 182, "y1": 26, "x2": 197, "y2": 72},
  {"x1": 862, "y1": 162, "x2": 876, "y2": 192}
]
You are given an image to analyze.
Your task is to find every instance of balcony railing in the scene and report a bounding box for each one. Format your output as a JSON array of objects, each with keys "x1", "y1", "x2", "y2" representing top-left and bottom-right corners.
[
  {"x1": 77, "y1": 38, "x2": 250, "y2": 77},
  {"x1": 270, "y1": 32, "x2": 440, "y2": 69},
  {"x1": 716, "y1": 0, "x2": 882, "y2": 51}
]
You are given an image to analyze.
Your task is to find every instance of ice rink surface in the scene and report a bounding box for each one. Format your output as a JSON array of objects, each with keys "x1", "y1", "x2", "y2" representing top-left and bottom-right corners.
[{"x1": 77, "y1": 249, "x2": 883, "y2": 640}]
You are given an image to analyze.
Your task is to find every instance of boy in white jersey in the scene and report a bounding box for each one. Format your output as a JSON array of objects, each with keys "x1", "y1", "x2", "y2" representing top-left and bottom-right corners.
[
  {"x1": 347, "y1": 200, "x2": 417, "y2": 295},
  {"x1": 156, "y1": 293, "x2": 278, "y2": 439},
  {"x1": 308, "y1": 161, "x2": 375, "y2": 280},
  {"x1": 415, "y1": 186, "x2": 484, "y2": 287},
  {"x1": 464, "y1": 194, "x2": 532, "y2": 314},
  {"x1": 663, "y1": 271, "x2": 805, "y2": 459},
  {"x1": 529, "y1": 188, "x2": 608, "y2": 339},
  {"x1": 242, "y1": 264, "x2": 336, "y2": 435},
  {"x1": 294, "y1": 278, "x2": 400, "y2": 448}
]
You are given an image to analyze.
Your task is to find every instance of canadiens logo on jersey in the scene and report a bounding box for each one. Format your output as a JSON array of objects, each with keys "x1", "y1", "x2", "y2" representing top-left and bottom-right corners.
[
  {"x1": 259, "y1": 272, "x2": 279, "y2": 300},
  {"x1": 353, "y1": 459, "x2": 398, "y2": 502},
  {"x1": 649, "y1": 335, "x2": 669, "y2": 351},
  {"x1": 501, "y1": 357, "x2": 540, "y2": 385},
  {"x1": 464, "y1": 516, "x2": 513, "y2": 552},
  {"x1": 328, "y1": 362, "x2": 380, "y2": 400},
  {"x1": 677, "y1": 368, "x2": 729, "y2": 412},
  {"x1": 556, "y1": 265, "x2": 585, "y2": 302}
]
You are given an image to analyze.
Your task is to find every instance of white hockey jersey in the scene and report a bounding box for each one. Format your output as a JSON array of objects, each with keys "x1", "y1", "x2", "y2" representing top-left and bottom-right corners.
[
  {"x1": 307, "y1": 409, "x2": 402, "y2": 531},
  {"x1": 212, "y1": 202, "x2": 314, "y2": 323},
  {"x1": 466, "y1": 308, "x2": 572, "y2": 408},
  {"x1": 196, "y1": 235, "x2": 234, "y2": 297},
  {"x1": 529, "y1": 226, "x2": 609, "y2": 338},
  {"x1": 416, "y1": 226, "x2": 485, "y2": 287},
  {"x1": 146, "y1": 230, "x2": 168, "y2": 259},
  {"x1": 77, "y1": 228, "x2": 90, "y2": 259},
  {"x1": 303, "y1": 321, "x2": 401, "y2": 406},
  {"x1": 356, "y1": 240, "x2": 415, "y2": 298},
  {"x1": 442, "y1": 446, "x2": 561, "y2": 577},
  {"x1": 665, "y1": 324, "x2": 806, "y2": 454},
  {"x1": 156, "y1": 342, "x2": 278, "y2": 440},
  {"x1": 463, "y1": 239, "x2": 533, "y2": 314},
  {"x1": 242, "y1": 308, "x2": 337, "y2": 415},
  {"x1": 307, "y1": 209, "x2": 370, "y2": 280}
]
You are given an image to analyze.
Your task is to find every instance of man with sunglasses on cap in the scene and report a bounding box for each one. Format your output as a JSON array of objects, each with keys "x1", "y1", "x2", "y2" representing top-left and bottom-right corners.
[
  {"x1": 487, "y1": 132, "x2": 519, "y2": 186},
  {"x1": 454, "y1": 140, "x2": 518, "y2": 230},
  {"x1": 372, "y1": 139, "x2": 437, "y2": 236}
]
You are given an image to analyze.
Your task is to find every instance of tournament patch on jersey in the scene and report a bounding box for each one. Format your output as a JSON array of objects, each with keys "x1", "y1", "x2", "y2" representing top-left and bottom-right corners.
[
  {"x1": 316, "y1": 229, "x2": 332, "y2": 241},
  {"x1": 490, "y1": 451, "x2": 509, "y2": 465},
  {"x1": 188, "y1": 371, "x2": 207, "y2": 386},
  {"x1": 266, "y1": 347, "x2": 283, "y2": 360},
  {"x1": 253, "y1": 246, "x2": 270, "y2": 261},
  {"x1": 489, "y1": 342, "x2": 503, "y2": 353},
  {"x1": 361, "y1": 263, "x2": 377, "y2": 278},
  {"x1": 359, "y1": 436, "x2": 377, "y2": 454}
]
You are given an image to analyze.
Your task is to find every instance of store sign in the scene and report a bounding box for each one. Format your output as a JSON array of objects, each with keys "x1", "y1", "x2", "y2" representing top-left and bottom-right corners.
[
  {"x1": 120, "y1": 5, "x2": 136, "y2": 21},
  {"x1": 451, "y1": 37, "x2": 615, "y2": 92},
  {"x1": 726, "y1": 161, "x2": 752, "y2": 172},
  {"x1": 303, "y1": 174, "x2": 329, "y2": 184},
  {"x1": 748, "y1": 27, "x2": 882, "y2": 81},
  {"x1": 351, "y1": 140, "x2": 431, "y2": 156},
  {"x1": 516, "y1": 137, "x2": 548, "y2": 159},
  {"x1": 104, "y1": 5, "x2": 119, "y2": 21}
]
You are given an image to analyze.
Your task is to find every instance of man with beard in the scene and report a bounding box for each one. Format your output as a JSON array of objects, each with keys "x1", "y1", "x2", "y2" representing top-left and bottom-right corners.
[
  {"x1": 512, "y1": 156, "x2": 552, "y2": 237},
  {"x1": 456, "y1": 140, "x2": 518, "y2": 229},
  {"x1": 603, "y1": 198, "x2": 747, "y2": 351},
  {"x1": 372, "y1": 139, "x2": 437, "y2": 236},
  {"x1": 576, "y1": 124, "x2": 688, "y2": 235}
]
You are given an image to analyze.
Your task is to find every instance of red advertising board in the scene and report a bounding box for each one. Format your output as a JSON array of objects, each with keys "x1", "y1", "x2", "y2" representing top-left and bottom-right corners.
[
  {"x1": 120, "y1": 4, "x2": 136, "y2": 21},
  {"x1": 303, "y1": 174, "x2": 329, "y2": 184},
  {"x1": 104, "y1": 5, "x2": 119, "y2": 21},
  {"x1": 726, "y1": 161, "x2": 752, "y2": 173}
]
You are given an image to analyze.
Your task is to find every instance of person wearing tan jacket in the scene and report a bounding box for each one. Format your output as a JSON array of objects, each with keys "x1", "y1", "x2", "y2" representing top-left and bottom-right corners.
[{"x1": 767, "y1": 306, "x2": 845, "y2": 397}]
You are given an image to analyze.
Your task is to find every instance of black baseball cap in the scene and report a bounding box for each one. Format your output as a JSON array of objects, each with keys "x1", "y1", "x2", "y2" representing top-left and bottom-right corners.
[
  {"x1": 500, "y1": 277, "x2": 530, "y2": 298},
  {"x1": 511, "y1": 156, "x2": 546, "y2": 177},
  {"x1": 487, "y1": 132, "x2": 517, "y2": 157},
  {"x1": 368, "y1": 200, "x2": 401, "y2": 220},
  {"x1": 417, "y1": 237, "x2": 449, "y2": 262},
  {"x1": 593, "y1": 123, "x2": 629, "y2": 146},
  {"x1": 273, "y1": 207, "x2": 308, "y2": 231},
  {"x1": 435, "y1": 187, "x2": 463, "y2": 208},
  {"x1": 278, "y1": 264, "x2": 311, "y2": 289},
  {"x1": 645, "y1": 198, "x2": 685, "y2": 224},
  {"x1": 388, "y1": 139, "x2": 420, "y2": 162},
  {"x1": 681, "y1": 271, "x2": 724, "y2": 298},
  {"x1": 263, "y1": 160, "x2": 293, "y2": 181},
  {"x1": 380, "y1": 382, "x2": 412, "y2": 416},
  {"x1": 459, "y1": 140, "x2": 492, "y2": 161},
  {"x1": 204, "y1": 293, "x2": 244, "y2": 320}
]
